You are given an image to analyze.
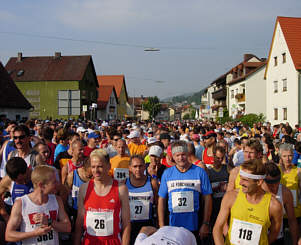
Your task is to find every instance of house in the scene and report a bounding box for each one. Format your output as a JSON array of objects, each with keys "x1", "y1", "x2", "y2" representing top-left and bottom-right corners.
[
  {"x1": 0, "y1": 62, "x2": 32, "y2": 121},
  {"x1": 155, "y1": 103, "x2": 170, "y2": 121},
  {"x1": 128, "y1": 96, "x2": 149, "y2": 120},
  {"x1": 97, "y1": 75, "x2": 129, "y2": 120},
  {"x1": 5, "y1": 52, "x2": 98, "y2": 120},
  {"x1": 265, "y1": 16, "x2": 301, "y2": 125},
  {"x1": 226, "y1": 54, "x2": 266, "y2": 118},
  {"x1": 211, "y1": 74, "x2": 227, "y2": 119},
  {"x1": 97, "y1": 85, "x2": 118, "y2": 120},
  {"x1": 200, "y1": 87, "x2": 210, "y2": 119}
]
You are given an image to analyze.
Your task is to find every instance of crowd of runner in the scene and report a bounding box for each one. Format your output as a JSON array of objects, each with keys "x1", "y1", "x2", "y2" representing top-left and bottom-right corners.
[{"x1": 0, "y1": 118, "x2": 301, "y2": 245}]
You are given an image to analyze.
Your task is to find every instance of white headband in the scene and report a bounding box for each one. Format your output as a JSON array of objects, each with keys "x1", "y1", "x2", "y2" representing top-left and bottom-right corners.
[
  {"x1": 172, "y1": 146, "x2": 187, "y2": 155},
  {"x1": 240, "y1": 169, "x2": 266, "y2": 180}
]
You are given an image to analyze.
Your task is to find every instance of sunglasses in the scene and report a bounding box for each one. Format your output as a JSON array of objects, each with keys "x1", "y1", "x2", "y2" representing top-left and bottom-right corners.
[
  {"x1": 113, "y1": 138, "x2": 121, "y2": 141},
  {"x1": 13, "y1": 135, "x2": 27, "y2": 140},
  {"x1": 264, "y1": 177, "x2": 281, "y2": 184}
]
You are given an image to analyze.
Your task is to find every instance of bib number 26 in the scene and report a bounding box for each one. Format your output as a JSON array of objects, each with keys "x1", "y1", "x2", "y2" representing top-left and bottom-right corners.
[{"x1": 94, "y1": 219, "x2": 105, "y2": 229}]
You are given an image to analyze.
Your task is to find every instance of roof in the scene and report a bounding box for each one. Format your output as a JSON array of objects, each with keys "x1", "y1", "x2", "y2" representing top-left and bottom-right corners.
[
  {"x1": 97, "y1": 85, "x2": 118, "y2": 109},
  {"x1": 5, "y1": 53, "x2": 98, "y2": 86},
  {"x1": 0, "y1": 62, "x2": 32, "y2": 109},
  {"x1": 228, "y1": 62, "x2": 266, "y2": 85},
  {"x1": 97, "y1": 75, "x2": 128, "y2": 101},
  {"x1": 267, "y1": 17, "x2": 301, "y2": 76}
]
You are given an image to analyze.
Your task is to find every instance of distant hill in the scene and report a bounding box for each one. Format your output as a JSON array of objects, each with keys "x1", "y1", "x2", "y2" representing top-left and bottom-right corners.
[{"x1": 163, "y1": 90, "x2": 203, "y2": 104}]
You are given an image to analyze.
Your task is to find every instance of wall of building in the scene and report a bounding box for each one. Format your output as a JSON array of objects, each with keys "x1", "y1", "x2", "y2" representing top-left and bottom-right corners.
[
  {"x1": 245, "y1": 66, "x2": 266, "y2": 116},
  {"x1": 266, "y1": 22, "x2": 299, "y2": 125},
  {"x1": 117, "y1": 84, "x2": 128, "y2": 120},
  {"x1": 16, "y1": 81, "x2": 78, "y2": 120},
  {"x1": 0, "y1": 108, "x2": 30, "y2": 121},
  {"x1": 228, "y1": 81, "x2": 246, "y2": 118},
  {"x1": 105, "y1": 91, "x2": 118, "y2": 120}
]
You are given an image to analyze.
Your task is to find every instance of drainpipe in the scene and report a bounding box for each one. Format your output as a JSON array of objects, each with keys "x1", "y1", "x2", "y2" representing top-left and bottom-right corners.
[{"x1": 299, "y1": 72, "x2": 301, "y2": 125}]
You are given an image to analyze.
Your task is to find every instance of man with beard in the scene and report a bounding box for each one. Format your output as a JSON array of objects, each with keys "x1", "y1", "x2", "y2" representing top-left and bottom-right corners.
[{"x1": 213, "y1": 159, "x2": 283, "y2": 245}]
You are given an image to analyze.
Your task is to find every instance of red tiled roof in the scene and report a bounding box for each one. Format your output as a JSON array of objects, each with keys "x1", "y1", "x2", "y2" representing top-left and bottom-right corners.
[
  {"x1": 128, "y1": 97, "x2": 148, "y2": 106},
  {"x1": 5, "y1": 53, "x2": 98, "y2": 85},
  {"x1": 97, "y1": 75, "x2": 128, "y2": 101},
  {"x1": 278, "y1": 16, "x2": 301, "y2": 70},
  {"x1": 0, "y1": 62, "x2": 32, "y2": 109},
  {"x1": 97, "y1": 85, "x2": 118, "y2": 109}
]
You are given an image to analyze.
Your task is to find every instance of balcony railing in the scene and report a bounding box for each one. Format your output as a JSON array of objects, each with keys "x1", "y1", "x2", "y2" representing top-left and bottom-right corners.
[
  {"x1": 235, "y1": 93, "x2": 245, "y2": 103},
  {"x1": 212, "y1": 87, "x2": 227, "y2": 100}
]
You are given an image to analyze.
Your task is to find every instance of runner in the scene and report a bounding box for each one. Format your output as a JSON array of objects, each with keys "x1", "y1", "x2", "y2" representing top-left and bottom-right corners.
[
  {"x1": 134, "y1": 226, "x2": 197, "y2": 245},
  {"x1": 73, "y1": 149, "x2": 130, "y2": 245},
  {"x1": 262, "y1": 162, "x2": 298, "y2": 245},
  {"x1": 187, "y1": 142, "x2": 206, "y2": 169},
  {"x1": 61, "y1": 140, "x2": 85, "y2": 184},
  {"x1": 83, "y1": 132, "x2": 99, "y2": 157},
  {"x1": 109, "y1": 139, "x2": 130, "y2": 182},
  {"x1": 227, "y1": 138, "x2": 263, "y2": 191},
  {"x1": 5, "y1": 165, "x2": 71, "y2": 244},
  {"x1": 158, "y1": 140, "x2": 212, "y2": 243},
  {"x1": 146, "y1": 145, "x2": 165, "y2": 182},
  {"x1": 126, "y1": 155, "x2": 158, "y2": 245},
  {"x1": 213, "y1": 159, "x2": 283, "y2": 245},
  {"x1": 127, "y1": 130, "x2": 147, "y2": 157},
  {"x1": 202, "y1": 130, "x2": 217, "y2": 168}
]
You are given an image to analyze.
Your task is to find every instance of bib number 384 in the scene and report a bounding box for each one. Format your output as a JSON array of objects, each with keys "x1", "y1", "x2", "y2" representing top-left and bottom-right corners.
[
  {"x1": 230, "y1": 218, "x2": 262, "y2": 245},
  {"x1": 86, "y1": 211, "x2": 114, "y2": 237}
]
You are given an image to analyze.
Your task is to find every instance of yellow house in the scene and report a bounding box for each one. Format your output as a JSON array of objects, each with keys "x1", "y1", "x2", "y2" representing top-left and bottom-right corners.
[{"x1": 97, "y1": 75, "x2": 128, "y2": 120}]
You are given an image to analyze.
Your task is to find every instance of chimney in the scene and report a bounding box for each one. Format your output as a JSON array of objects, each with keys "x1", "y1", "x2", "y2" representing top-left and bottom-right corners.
[
  {"x1": 17, "y1": 52, "x2": 22, "y2": 62},
  {"x1": 243, "y1": 54, "x2": 254, "y2": 62},
  {"x1": 54, "y1": 52, "x2": 61, "y2": 59}
]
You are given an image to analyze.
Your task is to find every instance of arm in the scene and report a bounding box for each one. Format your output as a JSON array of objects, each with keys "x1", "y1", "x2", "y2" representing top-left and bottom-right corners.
[
  {"x1": 157, "y1": 197, "x2": 166, "y2": 227},
  {"x1": 52, "y1": 195, "x2": 71, "y2": 233},
  {"x1": 61, "y1": 164, "x2": 68, "y2": 184},
  {"x1": 119, "y1": 183, "x2": 131, "y2": 245},
  {"x1": 283, "y1": 186, "x2": 299, "y2": 245},
  {"x1": 213, "y1": 191, "x2": 236, "y2": 245},
  {"x1": 199, "y1": 194, "x2": 212, "y2": 239},
  {"x1": 268, "y1": 196, "x2": 283, "y2": 244},
  {"x1": 65, "y1": 171, "x2": 74, "y2": 191},
  {"x1": 226, "y1": 167, "x2": 239, "y2": 192},
  {"x1": 73, "y1": 182, "x2": 88, "y2": 245},
  {"x1": 0, "y1": 176, "x2": 12, "y2": 223},
  {"x1": 0, "y1": 139, "x2": 8, "y2": 164},
  {"x1": 5, "y1": 199, "x2": 51, "y2": 242},
  {"x1": 151, "y1": 178, "x2": 159, "y2": 206}
]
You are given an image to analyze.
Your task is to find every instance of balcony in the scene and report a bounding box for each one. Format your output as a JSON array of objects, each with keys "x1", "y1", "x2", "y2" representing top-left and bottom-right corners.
[
  {"x1": 235, "y1": 93, "x2": 245, "y2": 103},
  {"x1": 211, "y1": 101, "x2": 226, "y2": 111},
  {"x1": 212, "y1": 87, "x2": 227, "y2": 100}
]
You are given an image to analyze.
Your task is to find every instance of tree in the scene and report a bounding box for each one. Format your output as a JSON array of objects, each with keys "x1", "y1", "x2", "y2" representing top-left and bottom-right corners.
[{"x1": 142, "y1": 96, "x2": 161, "y2": 120}]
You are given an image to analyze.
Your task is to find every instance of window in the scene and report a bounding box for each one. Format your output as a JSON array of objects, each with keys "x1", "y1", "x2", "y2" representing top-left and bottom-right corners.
[
  {"x1": 274, "y1": 56, "x2": 278, "y2": 66},
  {"x1": 235, "y1": 88, "x2": 238, "y2": 95},
  {"x1": 231, "y1": 90, "x2": 234, "y2": 98},
  {"x1": 274, "y1": 81, "x2": 278, "y2": 93},
  {"x1": 282, "y1": 79, "x2": 287, "y2": 92},
  {"x1": 58, "y1": 90, "x2": 80, "y2": 116},
  {"x1": 274, "y1": 108, "x2": 278, "y2": 120},
  {"x1": 282, "y1": 53, "x2": 286, "y2": 63},
  {"x1": 283, "y1": 108, "x2": 287, "y2": 120}
]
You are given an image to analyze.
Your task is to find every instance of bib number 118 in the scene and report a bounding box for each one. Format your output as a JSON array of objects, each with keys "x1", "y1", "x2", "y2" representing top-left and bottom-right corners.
[{"x1": 239, "y1": 228, "x2": 252, "y2": 240}]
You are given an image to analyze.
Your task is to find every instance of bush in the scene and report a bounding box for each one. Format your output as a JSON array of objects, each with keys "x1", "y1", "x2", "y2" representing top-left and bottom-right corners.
[{"x1": 237, "y1": 113, "x2": 265, "y2": 127}]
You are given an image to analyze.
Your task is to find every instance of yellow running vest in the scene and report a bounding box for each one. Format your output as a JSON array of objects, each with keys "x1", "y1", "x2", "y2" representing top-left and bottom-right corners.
[
  {"x1": 226, "y1": 189, "x2": 271, "y2": 245},
  {"x1": 234, "y1": 167, "x2": 242, "y2": 189},
  {"x1": 280, "y1": 165, "x2": 301, "y2": 217}
]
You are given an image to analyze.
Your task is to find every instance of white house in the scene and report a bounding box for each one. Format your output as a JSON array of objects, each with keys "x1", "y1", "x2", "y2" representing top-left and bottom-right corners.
[
  {"x1": 265, "y1": 16, "x2": 301, "y2": 126},
  {"x1": 226, "y1": 54, "x2": 266, "y2": 118},
  {"x1": 96, "y1": 85, "x2": 118, "y2": 120},
  {"x1": 0, "y1": 62, "x2": 32, "y2": 121}
]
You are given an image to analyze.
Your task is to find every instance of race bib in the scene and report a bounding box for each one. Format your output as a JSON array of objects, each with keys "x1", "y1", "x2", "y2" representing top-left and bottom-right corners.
[
  {"x1": 86, "y1": 211, "x2": 114, "y2": 237},
  {"x1": 171, "y1": 191, "x2": 194, "y2": 213},
  {"x1": 72, "y1": 185, "x2": 79, "y2": 198},
  {"x1": 114, "y1": 168, "x2": 129, "y2": 181},
  {"x1": 291, "y1": 189, "x2": 297, "y2": 207},
  {"x1": 129, "y1": 199, "x2": 149, "y2": 221},
  {"x1": 37, "y1": 230, "x2": 54, "y2": 244},
  {"x1": 230, "y1": 218, "x2": 262, "y2": 245}
]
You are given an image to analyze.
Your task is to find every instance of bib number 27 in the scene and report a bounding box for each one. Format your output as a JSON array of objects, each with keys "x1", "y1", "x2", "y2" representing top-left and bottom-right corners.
[{"x1": 94, "y1": 219, "x2": 105, "y2": 229}]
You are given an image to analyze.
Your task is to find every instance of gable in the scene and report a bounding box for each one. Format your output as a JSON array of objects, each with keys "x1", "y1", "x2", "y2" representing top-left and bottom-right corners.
[{"x1": 97, "y1": 75, "x2": 128, "y2": 101}]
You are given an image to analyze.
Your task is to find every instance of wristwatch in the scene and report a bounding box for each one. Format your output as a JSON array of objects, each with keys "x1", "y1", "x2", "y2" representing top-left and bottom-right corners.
[
  {"x1": 202, "y1": 221, "x2": 210, "y2": 226},
  {"x1": 48, "y1": 218, "x2": 52, "y2": 226}
]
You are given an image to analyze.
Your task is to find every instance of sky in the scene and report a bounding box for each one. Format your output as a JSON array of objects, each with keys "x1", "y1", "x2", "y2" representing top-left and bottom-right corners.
[{"x1": 1, "y1": 0, "x2": 300, "y2": 99}]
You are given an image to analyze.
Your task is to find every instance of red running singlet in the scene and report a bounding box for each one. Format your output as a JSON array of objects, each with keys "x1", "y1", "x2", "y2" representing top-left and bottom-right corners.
[
  {"x1": 203, "y1": 148, "x2": 214, "y2": 165},
  {"x1": 83, "y1": 179, "x2": 121, "y2": 245}
]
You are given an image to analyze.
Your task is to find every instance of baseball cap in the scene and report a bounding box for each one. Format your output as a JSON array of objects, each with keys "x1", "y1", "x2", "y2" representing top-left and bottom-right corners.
[
  {"x1": 147, "y1": 137, "x2": 158, "y2": 145},
  {"x1": 203, "y1": 130, "x2": 217, "y2": 139},
  {"x1": 127, "y1": 130, "x2": 140, "y2": 139},
  {"x1": 191, "y1": 134, "x2": 200, "y2": 141},
  {"x1": 76, "y1": 127, "x2": 87, "y2": 133},
  {"x1": 149, "y1": 145, "x2": 162, "y2": 157},
  {"x1": 88, "y1": 132, "x2": 99, "y2": 139}
]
